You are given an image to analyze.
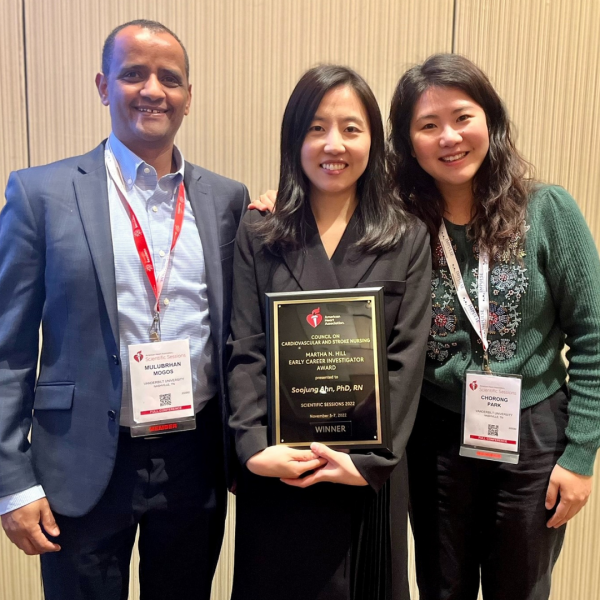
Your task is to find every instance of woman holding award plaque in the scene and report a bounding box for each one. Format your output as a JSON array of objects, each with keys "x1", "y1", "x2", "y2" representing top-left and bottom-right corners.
[
  {"x1": 388, "y1": 54, "x2": 600, "y2": 600},
  {"x1": 227, "y1": 65, "x2": 431, "y2": 600}
]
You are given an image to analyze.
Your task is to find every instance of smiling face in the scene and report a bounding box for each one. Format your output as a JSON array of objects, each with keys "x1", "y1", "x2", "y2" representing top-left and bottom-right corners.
[
  {"x1": 95, "y1": 25, "x2": 191, "y2": 159},
  {"x1": 300, "y1": 85, "x2": 371, "y2": 204},
  {"x1": 409, "y1": 86, "x2": 490, "y2": 201}
]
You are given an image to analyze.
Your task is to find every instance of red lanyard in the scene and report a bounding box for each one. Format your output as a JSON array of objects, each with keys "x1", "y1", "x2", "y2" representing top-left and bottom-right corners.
[
  {"x1": 105, "y1": 144, "x2": 185, "y2": 316},
  {"x1": 120, "y1": 183, "x2": 185, "y2": 313}
]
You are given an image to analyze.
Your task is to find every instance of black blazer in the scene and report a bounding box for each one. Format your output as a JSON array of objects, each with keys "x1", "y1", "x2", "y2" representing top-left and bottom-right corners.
[{"x1": 227, "y1": 208, "x2": 431, "y2": 491}]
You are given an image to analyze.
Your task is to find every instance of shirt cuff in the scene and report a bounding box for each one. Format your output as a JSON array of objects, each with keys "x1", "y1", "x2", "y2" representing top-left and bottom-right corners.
[{"x1": 0, "y1": 486, "x2": 46, "y2": 515}]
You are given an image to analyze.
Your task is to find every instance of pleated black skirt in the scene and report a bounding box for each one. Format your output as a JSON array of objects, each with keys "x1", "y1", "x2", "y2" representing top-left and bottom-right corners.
[{"x1": 230, "y1": 458, "x2": 410, "y2": 600}]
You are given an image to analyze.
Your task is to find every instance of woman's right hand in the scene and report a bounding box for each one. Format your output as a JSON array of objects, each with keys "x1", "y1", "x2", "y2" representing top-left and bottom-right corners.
[
  {"x1": 248, "y1": 189, "x2": 277, "y2": 212},
  {"x1": 246, "y1": 445, "x2": 326, "y2": 479}
]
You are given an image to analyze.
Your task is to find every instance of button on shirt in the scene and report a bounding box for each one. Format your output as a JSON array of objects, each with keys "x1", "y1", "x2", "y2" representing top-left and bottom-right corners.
[{"x1": 107, "y1": 133, "x2": 216, "y2": 426}]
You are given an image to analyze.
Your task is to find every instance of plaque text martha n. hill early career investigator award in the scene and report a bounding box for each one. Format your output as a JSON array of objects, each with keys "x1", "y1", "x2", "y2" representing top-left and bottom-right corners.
[{"x1": 266, "y1": 288, "x2": 391, "y2": 449}]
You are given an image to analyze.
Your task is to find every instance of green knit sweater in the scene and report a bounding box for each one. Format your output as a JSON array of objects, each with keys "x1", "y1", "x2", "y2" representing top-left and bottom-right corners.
[{"x1": 422, "y1": 185, "x2": 600, "y2": 476}]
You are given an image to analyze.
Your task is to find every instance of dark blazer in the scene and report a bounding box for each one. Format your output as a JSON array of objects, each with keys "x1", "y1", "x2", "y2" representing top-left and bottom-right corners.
[
  {"x1": 0, "y1": 142, "x2": 248, "y2": 517},
  {"x1": 228, "y1": 207, "x2": 431, "y2": 491}
]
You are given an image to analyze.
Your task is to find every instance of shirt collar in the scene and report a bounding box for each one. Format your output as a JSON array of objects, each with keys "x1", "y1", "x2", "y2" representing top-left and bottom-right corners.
[{"x1": 108, "y1": 132, "x2": 185, "y2": 192}]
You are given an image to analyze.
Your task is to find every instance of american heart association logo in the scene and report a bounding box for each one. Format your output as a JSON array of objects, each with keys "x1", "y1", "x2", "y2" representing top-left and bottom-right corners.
[
  {"x1": 306, "y1": 307, "x2": 323, "y2": 328},
  {"x1": 469, "y1": 381, "x2": 478, "y2": 391},
  {"x1": 134, "y1": 351, "x2": 144, "y2": 363}
]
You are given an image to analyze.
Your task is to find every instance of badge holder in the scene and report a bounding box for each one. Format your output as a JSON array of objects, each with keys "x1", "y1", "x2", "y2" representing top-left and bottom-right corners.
[
  {"x1": 460, "y1": 370, "x2": 522, "y2": 464},
  {"x1": 128, "y1": 338, "x2": 197, "y2": 438},
  {"x1": 130, "y1": 415, "x2": 196, "y2": 438}
]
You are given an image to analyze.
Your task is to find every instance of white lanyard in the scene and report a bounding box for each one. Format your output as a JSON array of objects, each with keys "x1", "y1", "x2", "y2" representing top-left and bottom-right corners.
[{"x1": 439, "y1": 222, "x2": 491, "y2": 371}]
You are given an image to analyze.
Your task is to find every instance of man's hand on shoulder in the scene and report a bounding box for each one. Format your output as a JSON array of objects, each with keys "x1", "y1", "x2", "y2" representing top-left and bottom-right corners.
[
  {"x1": 1, "y1": 498, "x2": 61, "y2": 555},
  {"x1": 248, "y1": 189, "x2": 277, "y2": 212}
]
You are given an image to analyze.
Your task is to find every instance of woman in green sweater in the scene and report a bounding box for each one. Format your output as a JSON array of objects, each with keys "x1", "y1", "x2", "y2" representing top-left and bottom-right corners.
[{"x1": 389, "y1": 53, "x2": 600, "y2": 600}]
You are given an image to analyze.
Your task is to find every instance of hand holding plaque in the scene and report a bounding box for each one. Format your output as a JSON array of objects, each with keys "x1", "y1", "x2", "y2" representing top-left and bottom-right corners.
[
  {"x1": 281, "y1": 442, "x2": 369, "y2": 487},
  {"x1": 246, "y1": 445, "x2": 326, "y2": 479},
  {"x1": 266, "y1": 287, "x2": 391, "y2": 450}
]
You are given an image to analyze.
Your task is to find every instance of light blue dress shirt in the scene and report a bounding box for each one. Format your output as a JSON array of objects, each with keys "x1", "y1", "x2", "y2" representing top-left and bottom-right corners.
[
  {"x1": 107, "y1": 134, "x2": 216, "y2": 426},
  {"x1": 0, "y1": 134, "x2": 216, "y2": 514}
]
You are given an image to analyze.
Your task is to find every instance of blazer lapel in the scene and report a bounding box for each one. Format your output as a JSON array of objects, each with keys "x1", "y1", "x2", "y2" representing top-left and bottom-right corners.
[
  {"x1": 330, "y1": 211, "x2": 379, "y2": 289},
  {"x1": 282, "y1": 209, "x2": 340, "y2": 291},
  {"x1": 184, "y1": 164, "x2": 224, "y2": 344},
  {"x1": 73, "y1": 142, "x2": 119, "y2": 345},
  {"x1": 283, "y1": 207, "x2": 379, "y2": 291}
]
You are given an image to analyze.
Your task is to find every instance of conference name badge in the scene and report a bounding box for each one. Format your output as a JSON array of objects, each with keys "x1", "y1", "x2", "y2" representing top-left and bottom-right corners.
[
  {"x1": 460, "y1": 370, "x2": 522, "y2": 464},
  {"x1": 128, "y1": 338, "x2": 196, "y2": 437}
]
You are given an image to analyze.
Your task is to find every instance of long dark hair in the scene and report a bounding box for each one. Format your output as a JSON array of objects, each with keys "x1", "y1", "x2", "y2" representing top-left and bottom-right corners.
[
  {"x1": 388, "y1": 53, "x2": 534, "y2": 261},
  {"x1": 258, "y1": 64, "x2": 409, "y2": 253}
]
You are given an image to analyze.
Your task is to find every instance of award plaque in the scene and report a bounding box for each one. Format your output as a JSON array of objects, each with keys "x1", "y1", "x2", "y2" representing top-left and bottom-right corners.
[{"x1": 266, "y1": 287, "x2": 391, "y2": 450}]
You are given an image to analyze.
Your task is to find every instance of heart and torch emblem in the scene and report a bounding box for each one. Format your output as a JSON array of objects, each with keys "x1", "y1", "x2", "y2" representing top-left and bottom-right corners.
[{"x1": 306, "y1": 307, "x2": 323, "y2": 328}]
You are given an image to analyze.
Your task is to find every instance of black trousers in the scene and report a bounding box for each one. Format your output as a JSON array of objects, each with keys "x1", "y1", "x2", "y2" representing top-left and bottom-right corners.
[
  {"x1": 41, "y1": 399, "x2": 227, "y2": 600},
  {"x1": 407, "y1": 388, "x2": 568, "y2": 600}
]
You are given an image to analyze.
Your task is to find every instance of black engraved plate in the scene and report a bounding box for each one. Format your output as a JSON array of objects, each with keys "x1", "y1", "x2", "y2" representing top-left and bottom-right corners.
[{"x1": 266, "y1": 288, "x2": 391, "y2": 450}]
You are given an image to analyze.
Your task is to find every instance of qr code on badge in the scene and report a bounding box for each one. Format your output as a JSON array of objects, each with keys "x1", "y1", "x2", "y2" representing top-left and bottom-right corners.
[
  {"x1": 488, "y1": 424, "x2": 499, "y2": 437},
  {"x1": 160, "y1": 393, "x2": 172, "y2": 407}
]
